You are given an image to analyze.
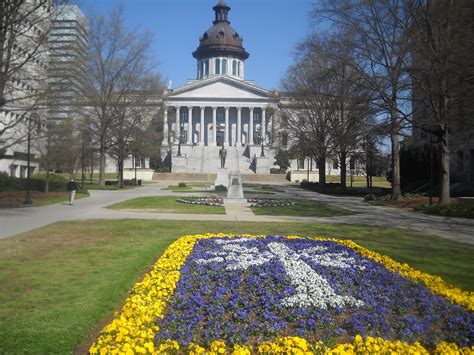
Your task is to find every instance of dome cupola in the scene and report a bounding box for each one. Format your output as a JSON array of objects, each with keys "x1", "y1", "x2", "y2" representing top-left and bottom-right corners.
[{"x1": 193, "y1": 1, "x2": 249, "y2": 80}]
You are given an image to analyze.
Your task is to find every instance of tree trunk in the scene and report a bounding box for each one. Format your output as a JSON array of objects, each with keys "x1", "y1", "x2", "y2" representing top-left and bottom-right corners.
[
  {"x1": 340, "y1": 151, "x2": 347, "y2": 191},
  {"x1": 438, "y1": 127, "x2": 450, "y2": 204},
  {"x1": 45, "y1": 170, "x2": 50, "y2": 193},
  {"x1": 317, "y1": 155, "x2": 326, "y2": 189},
  {"x1": 118, "y1": 157, "x2": 124, "y2": 188},
  {"x1": 99, "y1": 137, "x2": 106, "y2": 187},
  {"x1": 390, "y1": 106, "x2": 401, "y2": 201}
]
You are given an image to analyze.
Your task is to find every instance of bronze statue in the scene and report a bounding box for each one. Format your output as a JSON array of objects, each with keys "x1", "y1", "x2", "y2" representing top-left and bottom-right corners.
[{"x1": 219, "y1": 146, "x2": 227, "y2": 168}]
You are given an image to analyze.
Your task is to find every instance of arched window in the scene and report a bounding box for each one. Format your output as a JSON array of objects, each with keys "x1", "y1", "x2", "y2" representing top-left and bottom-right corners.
[
  {"x1": 215, "y1": 59, "x2": 220, "y2": 74},
  {"x1": 232, "y1": 60, "x2": 237, "y2": 75},
  {"x1": 204, "y1": 59, "x2": 209, "y2": 75},
  {"x1": 222, "y1": 59, "x2": 227, "y2": 74},
  {"x1": 200, "y1": 61, "x2": 204, "y2": 78},
  {"x1": 238, "y1": 61, "x2": 241, "y2": 76}
]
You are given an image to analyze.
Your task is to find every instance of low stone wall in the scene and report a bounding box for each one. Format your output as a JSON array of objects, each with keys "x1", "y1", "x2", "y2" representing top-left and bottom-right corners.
[
  {"x1": 290, "y1": 171, "x2": 319, "y2": 183},
  {"x1": 123, "y1": 169, "x2": 155, "y2": 181}
]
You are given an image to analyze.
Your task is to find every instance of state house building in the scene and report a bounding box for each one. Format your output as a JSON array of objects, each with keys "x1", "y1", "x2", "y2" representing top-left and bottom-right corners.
[{"x1": 160, "y1": 1, "x2": 341, "y2": 180}]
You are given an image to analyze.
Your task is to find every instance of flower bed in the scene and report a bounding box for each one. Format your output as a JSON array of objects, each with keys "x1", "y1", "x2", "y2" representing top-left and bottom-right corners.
[
  {"x1": 90, "y1": 234, "x2": 474, "y2": 354},
  {"x1": 176, "y1": 197, "x2": 224, "y2": 206},
  {"x1": 247, "y1": 198, "x2": 296, "y2": 207}
]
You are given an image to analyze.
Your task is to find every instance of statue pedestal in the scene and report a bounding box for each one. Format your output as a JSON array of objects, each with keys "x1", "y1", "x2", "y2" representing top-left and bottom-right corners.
[
  {"x1": 256, "y1": 156, "x2": 271, "y2": 174},
  {"x1": 214, "y1": 168, "x2": 228, "y2": 188},
  {"x1": 226, "y1": 171, "x2": 245, "y2": 201},
  {"x1": 172, "y1": 156, "x2": 187, "y2": 173}
]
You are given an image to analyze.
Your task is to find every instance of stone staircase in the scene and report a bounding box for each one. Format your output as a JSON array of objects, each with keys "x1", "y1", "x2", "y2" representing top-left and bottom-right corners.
[{"x1": 169, "y1": 145, "x2": 276, "y2": 174}]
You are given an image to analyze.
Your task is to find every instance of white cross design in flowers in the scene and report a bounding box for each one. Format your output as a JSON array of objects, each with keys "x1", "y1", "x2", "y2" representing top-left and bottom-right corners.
[{"x1": 194, "y1": 238, "x2": 365, "y2": 309}]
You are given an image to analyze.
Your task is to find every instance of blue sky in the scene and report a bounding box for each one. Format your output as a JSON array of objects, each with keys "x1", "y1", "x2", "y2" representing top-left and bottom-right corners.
[{"x1": 76, "y1": 0, "x2": 315, "y2": 90}]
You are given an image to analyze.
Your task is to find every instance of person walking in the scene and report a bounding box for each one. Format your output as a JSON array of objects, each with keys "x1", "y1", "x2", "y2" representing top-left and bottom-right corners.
[{"x1": 67, "y1": 178, "x2": 78, "y2": 205}]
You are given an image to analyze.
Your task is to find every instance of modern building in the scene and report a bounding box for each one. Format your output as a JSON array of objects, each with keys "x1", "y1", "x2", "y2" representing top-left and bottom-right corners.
[{"x1": 48, "y1": 4, "x2": 88, "y2": 122}]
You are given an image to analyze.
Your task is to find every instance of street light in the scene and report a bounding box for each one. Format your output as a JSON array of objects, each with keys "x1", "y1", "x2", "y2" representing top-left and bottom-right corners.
[{"x1": 23, "y1": 112, "x2": 40, "y2": 205}]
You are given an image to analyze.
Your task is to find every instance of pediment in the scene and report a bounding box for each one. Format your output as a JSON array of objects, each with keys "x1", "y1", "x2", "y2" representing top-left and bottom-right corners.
[{"x1": 170, "y1": 77, "x2": 270, "y2": 100}]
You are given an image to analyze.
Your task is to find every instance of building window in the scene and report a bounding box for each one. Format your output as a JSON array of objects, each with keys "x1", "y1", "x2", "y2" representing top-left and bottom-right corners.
[
  {"x1": 333, "y1": 159, "x2": 339, "y2": 169},
  {"x1": 298, "y1": 157, "x2": 305, "y2": 170},
  {"x1": 181, "y1": 111, "x2": 188, "y2": 122},
  {"x1": 10, "y1": 164, "x2": 17, "y2": 177},
  {"x1": 232, "y1": 60, "x2": 237, "y2": 75},
  {"x1": 238, "y1": 61, "x2": 241, "y2": 76},
  {"x1": 217, "y1": 111, "x2": 224, "y2": 123},
  {"x1": 215, "y1": 59, "x2": 220, "y2": 74},
  {"x1": 204, "y1": 59, "x2": 209, "y2": 76},
  {"x1": 222, "y1": 59, "x2": 227, "y2": 74},
  {"x1": 200, "y1": 61, "x2": 204, "y2": 78}
]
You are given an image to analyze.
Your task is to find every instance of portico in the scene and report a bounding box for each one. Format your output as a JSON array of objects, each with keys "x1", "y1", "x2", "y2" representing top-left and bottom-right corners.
[{"x1": 162, "y1": 104, "x2": 273, "y2": 147}]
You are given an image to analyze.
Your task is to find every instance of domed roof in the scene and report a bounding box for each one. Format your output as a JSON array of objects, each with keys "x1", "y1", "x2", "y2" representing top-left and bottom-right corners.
[{"x1": 192, "y1": 1, "x2": 249, "y2": 60}]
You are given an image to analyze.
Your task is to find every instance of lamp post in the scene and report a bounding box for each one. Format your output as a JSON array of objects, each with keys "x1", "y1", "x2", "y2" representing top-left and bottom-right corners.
[
  {"x1": 23, "y1": 113, "x2": 40, "y2": 205},
  {"x1": 259, "y1": 127, "x2": 265, "y2": 157}
]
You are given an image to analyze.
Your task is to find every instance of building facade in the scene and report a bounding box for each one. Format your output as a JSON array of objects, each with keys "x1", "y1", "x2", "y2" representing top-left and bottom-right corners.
[{"x1": 0, "y1": 0, "x2": 51, "y2": 177}]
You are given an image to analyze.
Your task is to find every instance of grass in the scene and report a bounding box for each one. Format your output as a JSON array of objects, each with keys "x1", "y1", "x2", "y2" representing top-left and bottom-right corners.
[
  {"x1": 326, "y1": 175, "x2": 392, "y2": 188},
  {"x1": 0, "y1": 219, "x2": 472, "y2": 354},
  {"x1": 251, "y1": 199, "x2": 352, "y2": 217},
  {"x1": 162, "y1": 182, "x2": 212, "y2": 193},
  {"x1": 106, "y1": 195, "x2": 225, "y2": 214}
]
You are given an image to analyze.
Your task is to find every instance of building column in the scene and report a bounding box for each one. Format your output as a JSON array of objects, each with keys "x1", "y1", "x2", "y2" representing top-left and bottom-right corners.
[
  {"x1": 261, "y1": 107, "x2": 266, "y2": 144},
  {"x1": 175, "y1": 106, "x2": 180, "y2": 144},
  {"x1": 249, "y1": 107, "x2": 254, "y2": 145},
  {"x1": 224, "y1": 106, "x2": 229, "y2": 146},
  {"x1": 162, "y1": 105, "x2": 168, "y2": 146},
  {"x1": 211, "y1": 106, "x2": 217, "y2": 146},
  {"x1": 200, "y1": 106, "x2": 205, "y2": 146},
  {"x1": 187, "y1": 106, "x2": 192, "y2": 144},
  {"x1": 236, "y1": 106, "x2": 242, "y2": 146}
]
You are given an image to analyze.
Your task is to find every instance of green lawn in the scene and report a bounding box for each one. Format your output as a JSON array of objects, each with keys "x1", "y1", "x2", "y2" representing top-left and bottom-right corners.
[
  {"x1": 107, "y1": 195, "x2": 225, "y2": 214},
  {"x1": 326, "y1": 175, "x2": 391, "y2": 188},
  {"x1": 0, "y1": 220, "x2": 472, "y2": 354},
  {"x1": 162, "y1": 182, "x2": 212, "y2": 193},
  {"x1": 251, "y1": 199, "x2": 352, "y2": 217}
]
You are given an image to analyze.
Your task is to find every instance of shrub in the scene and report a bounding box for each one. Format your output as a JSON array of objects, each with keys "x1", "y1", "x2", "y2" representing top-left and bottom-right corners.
[
  {"x1": 0, "y1": 172, "x2": 68, "y2": 192},
  {"x1": 415, "y1": 203, "x2": 474, "y2": 219},
  {"x1": 364, "y1": 193, "x2": 376, "y2": 201},
  {"x1": 178, "y1": 182, "x2": 187, "y2": 188},
  {"x1": 105, "y1": 180, "x2": 118, "y2": 186},
  {"x1": 215, "y1": 185, "x2": 227, "y2": 192}
]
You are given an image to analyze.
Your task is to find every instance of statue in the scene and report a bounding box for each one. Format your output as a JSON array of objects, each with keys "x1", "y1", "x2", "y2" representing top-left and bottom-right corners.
[{"x1": 219, "y1": 146, "x2": 227, "y2": 168}]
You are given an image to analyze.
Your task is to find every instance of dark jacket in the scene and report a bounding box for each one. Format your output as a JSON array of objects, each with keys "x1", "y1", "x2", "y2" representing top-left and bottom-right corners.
[{"x1": 67, "y1": 180, "x2": 78, "y2": 192}]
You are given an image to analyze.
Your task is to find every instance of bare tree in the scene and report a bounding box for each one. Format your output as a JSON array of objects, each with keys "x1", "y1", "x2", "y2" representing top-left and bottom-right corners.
[
  {"x1": 0, "y1": 1, "x2": 64, "y2": 149},
  {"x1": 315, "y1": 0, "x2": 413, "y2": 201},
  {"x1": 108, "y1": 75, "x2": 161, "y2": 187},
  {"x1": 81, "y1": 4, "x2": 155, "y2": 187},
  {"x1": 406, "y1": 0, "x2": 474, "y2": 203},
  {"x1": 281, "y1": 47, "x2": 337, "y2": 187}
]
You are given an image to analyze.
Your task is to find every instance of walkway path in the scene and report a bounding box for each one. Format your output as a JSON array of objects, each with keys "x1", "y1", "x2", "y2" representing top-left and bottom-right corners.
[{"x1": 1, "y1": 183, "x2": 473, "y2": 245}]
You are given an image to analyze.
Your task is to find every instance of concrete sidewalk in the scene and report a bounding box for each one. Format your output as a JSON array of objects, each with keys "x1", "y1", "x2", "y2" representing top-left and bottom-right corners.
[{"x1": 1, "y1": 183, "x2": 473, "y2": 245}]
